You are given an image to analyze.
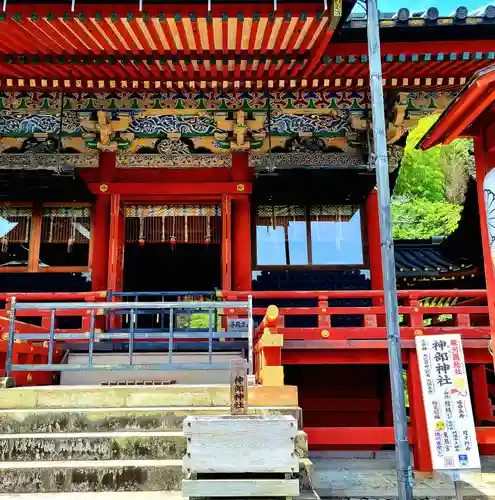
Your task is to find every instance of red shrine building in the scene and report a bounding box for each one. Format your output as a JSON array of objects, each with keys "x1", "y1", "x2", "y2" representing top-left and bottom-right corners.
[{"x1": 1, "y1": 0, "x2": 495, "y2": 473}]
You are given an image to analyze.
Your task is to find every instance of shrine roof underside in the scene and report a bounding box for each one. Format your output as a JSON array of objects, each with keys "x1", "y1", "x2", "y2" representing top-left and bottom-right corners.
[{"x1": 0, "y1": 1, "x2": 494, "y2": 92}]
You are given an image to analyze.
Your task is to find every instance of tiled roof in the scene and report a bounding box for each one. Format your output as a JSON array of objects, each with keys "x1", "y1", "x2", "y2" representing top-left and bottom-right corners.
[
  {"x1": 394, "y1": 239, "x2": 476, "y2": 277},
  {"x1": 345, "y1": 5, "x2": 495, "y2": 27}
]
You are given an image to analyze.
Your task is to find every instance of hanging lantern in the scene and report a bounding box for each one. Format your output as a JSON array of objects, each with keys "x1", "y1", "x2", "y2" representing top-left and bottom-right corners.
[
  {"x1": 67, "y1": 235, "x2": 75, "y2": 253},
  {"x1": 138, "y1": 216, "x2": 145, "y2": 246},
  {"x1": 1, "y1": 236, "x2": 7, "y2": 253},
  {"x1": 170, "y1": 207, "x2": 177, "y2": 249},
  {"x1": 67, "y1": 217, "x2": 76, "y2": 253},
  {"x1": 205, "y1": 214, "x2": 211, "y2": 246},
  {"x1": 170, "y1": 235, "x2": 177, "y2": 249}
]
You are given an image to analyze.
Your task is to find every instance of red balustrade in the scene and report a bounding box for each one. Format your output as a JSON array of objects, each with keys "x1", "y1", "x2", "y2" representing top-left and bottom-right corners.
[
  {"x1": 224, "y1": 289, "x2": 494, "y2": 471},
  {"x1": 224, "y1": 289, "x2": 490, "y2": 344}
]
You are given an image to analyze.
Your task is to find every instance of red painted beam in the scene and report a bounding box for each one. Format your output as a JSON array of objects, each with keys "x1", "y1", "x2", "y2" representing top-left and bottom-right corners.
[
  {"x1": 282, "y1": 349, "x2": 405, "y2": 364},
  {"x1": 476, "y1": 427, "x2": 495, "y2": 444},
  {"x1": 87, "y1": 182, "x2": 252, "y2": 196},
  {"x1": 305, "y1": 426, "x2": 495, "y2": 447},
  {"x1": 305, "y1": 426, "x2": 416, "y2": 446},
  {"x1": 227, "y1": 289, "x2": 487, "y2": 300},
  {"x1": 299, "y1": 397, "x2": 382, "y2": 412},
  {"x1": 327, "y1": 40, "x2": 495, "y2": 58},
  {"x1": 280, "y1": 327, "x2": 490, "y2": 341},
  {"x1": 283, "y1": 339, "x2": 491, "y2": 350}
]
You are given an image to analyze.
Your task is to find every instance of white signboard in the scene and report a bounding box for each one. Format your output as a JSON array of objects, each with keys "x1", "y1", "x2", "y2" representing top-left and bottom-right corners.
[
  {"x1": 228, "y1": 318, "x2": 249, "y2": 333},
  {"x1": 415, "y1": 334, "x2": 481, "y2": 471}
]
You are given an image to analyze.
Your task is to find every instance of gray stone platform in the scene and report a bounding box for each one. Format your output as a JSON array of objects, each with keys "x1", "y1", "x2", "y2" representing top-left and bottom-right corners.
[
  {"x1": 0, "y1": 385, "x2": 308, "y2": 494},
  {"x1": 311, "y1": 453, "x2": 495, "y2": 498}
]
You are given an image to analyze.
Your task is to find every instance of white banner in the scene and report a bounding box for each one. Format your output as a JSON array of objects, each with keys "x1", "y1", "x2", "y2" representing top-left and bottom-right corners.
[{"x1": 415, "y1": 334, "x2": 481, "y2": 471}]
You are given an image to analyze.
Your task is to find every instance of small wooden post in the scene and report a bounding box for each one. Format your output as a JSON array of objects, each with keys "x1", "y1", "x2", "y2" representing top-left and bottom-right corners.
[{"x1": 230, "y1": 359, "x2": 248, "y2": 415}]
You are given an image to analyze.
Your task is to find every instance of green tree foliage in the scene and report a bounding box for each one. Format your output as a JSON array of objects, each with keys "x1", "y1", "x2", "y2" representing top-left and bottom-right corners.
[
  {"x1": 392, "y1": 115, "x2": 473, "y2": 239},
  {"x1": 392, "y1": 198, "x2": 462, "y2": 240},
  {"x1": 394, "y1": 116, "x2": 445, "y2": 202}
]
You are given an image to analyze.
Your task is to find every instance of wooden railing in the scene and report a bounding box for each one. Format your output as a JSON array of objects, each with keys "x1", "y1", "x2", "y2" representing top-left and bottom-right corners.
[
  {"x1": 0, "y1": 292, "x2": 107, "y2": 338},
  {"x1": 224, "y1": 289, "x2": 490, "y2": 344},
  {"x1": 225, "y1": 288, "x2": 494, "y2": 472},
  {"x1": 254, "y1": 305, "x2": 284, "y2": 386}
]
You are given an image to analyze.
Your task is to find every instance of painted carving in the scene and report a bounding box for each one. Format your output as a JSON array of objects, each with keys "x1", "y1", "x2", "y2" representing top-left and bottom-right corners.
[
  {"x1": 117, "y1": 154, "x2": 232, "y2": 169},
  {"x1": 270, "y1": 113, "x2": 351, "y2": 136},
  {"x1": 0, "y1": 153, "x2": 98, "y2": 170},
  {"x1": 0, "y1": 91, "x2": 456, "y2": 155},
  {"x1": 249, "y1": 152, "x2": 363, "y2": 170},
  {"x1": 80, "y1": 111, "x2": 132, "y2": 151},
  {"x1": 129, "y1": 115, "x2": 217, "y2": 136},
  {"x1": 0, "y1": 111, "x2": 81, "y2": 136}
]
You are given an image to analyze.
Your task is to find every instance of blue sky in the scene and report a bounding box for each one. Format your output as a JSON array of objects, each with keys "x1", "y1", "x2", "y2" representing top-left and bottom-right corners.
[{"x1": 355, "y1": 1, "x2": 484, "y2": 14}]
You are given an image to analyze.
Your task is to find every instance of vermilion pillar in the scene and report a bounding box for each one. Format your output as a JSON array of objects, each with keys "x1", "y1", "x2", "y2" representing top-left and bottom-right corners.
[
  {"x1": 365, "y1": 187, "x2": 383, "y2": 291},
  {"x1": 407, "y1": 349, "x2": 432, "y2": 471},
  {"x1": 231, "y1": 152, "x2": 252, "y2": 291},
  {"x1": 474, "y1": 135, "x2": 495, "y2": 331},
  {"x1": 91, "y1": 152, "x2": 115, "y2": 291},
  {"x1": 232, "y1": 196, "x2": 252, "y2": 290}
]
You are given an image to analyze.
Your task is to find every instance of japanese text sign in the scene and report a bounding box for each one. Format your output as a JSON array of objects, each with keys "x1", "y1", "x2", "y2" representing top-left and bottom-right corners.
[
  {"x1": 415, "y1": 334, "x2": 480, "y2": 471},
  {"x1": 230, "y1": 359, "x2": 248, "y2": 415}
]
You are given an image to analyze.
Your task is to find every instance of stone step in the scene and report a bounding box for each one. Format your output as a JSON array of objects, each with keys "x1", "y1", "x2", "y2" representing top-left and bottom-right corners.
[
  {"x1": 0, "y1": 429, "x2": 309, "y2": 461},
  {"x1": 0, "y1": 492, "x2": 322, "y2": 499},
  {"x1": 0, "y1": 459, "x2": 183, "y2": 494},
  {"x1": 0, "y1": 385, "x2": 298, "y2": 410},
  {"x1": 0, "y1": 406, "x2": 302, "y2": 433},
  {"x1": 0, "y1": 431, "x2": 186, "y2": 461},
  {"x1": 0, "y1": 457, "x2": 312, "y2": 494}
]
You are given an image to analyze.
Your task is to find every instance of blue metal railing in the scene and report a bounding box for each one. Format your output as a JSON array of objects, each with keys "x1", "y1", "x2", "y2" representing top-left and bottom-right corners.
[
  {"x1": 106, "y1": 291, "x2": 219, "y2": 334},
  {"x1": 5, "y1": 296, "x2": 253, "y2": 376}
]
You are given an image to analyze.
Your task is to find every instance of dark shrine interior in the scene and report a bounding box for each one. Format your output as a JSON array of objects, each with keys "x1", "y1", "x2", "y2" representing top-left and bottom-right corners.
[{"x1": 123, "y1": 243, "x2": 222, "y2": 292}]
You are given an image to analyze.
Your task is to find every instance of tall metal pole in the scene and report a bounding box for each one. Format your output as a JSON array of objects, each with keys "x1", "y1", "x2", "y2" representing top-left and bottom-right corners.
[{"x1": 366, "y1": 2, "x2": 414, "y2": 500}]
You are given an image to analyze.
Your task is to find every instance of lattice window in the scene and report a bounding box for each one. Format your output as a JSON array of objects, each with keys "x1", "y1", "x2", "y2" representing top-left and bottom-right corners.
[
  {"x1": 41, "y1": 207, "x2": 91, "y2": 245},
  {"x1": 125, "y1": 204, "x2": 221, "y2": 245},
  {"x1": 40, "y1": 206, "x2": 91, "y2": 267},
  {"x1": 0, "y1": 207, "x2": 32, "y2": 247},
  {"x1": 310, "y1": 205, "x2": 358, "y2": 222},
  {"x1": 255, "y1": 204, "x2": 364, "y2": 267}
]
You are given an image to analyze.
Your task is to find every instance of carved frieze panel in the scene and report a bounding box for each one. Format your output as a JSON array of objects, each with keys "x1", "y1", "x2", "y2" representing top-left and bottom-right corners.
[
  {"x1": 0, "y1": 154, "x2": 98, "y2": 170},
  {"x1": 116, "y1": 154, "x2": 232, "y2": 169},
  {"x1": 249, "y1": 152, "x2": 364, "y2": 170},
  {"x1": 0, "y1": 91, "x2": 457, "y2": 154}
]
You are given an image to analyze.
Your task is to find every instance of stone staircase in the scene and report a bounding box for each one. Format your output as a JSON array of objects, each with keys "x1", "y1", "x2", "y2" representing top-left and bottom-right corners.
[{"x1": 0, "y1": 384, "x2": 309, "y2": 494}]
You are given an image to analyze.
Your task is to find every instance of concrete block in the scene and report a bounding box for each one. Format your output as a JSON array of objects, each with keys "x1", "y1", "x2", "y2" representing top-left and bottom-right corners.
[
  {"x1": 0, "y1": 431, "x2": 186, "y2": 461},
  {"x1": 295, "y1": 430, "x2": 308, "y2": 458},
  {"x1": 183, "y1": 415, "x2": 298, "y2": 474},
  {"x1": 0, "y1": 406, "x2": 302, "y2": 433},
  {"x1": 61, "y1": 352, "x2": 244, "y2": 385},
  {"x1": 0, "y1": 459, "x2": 183, "y2": 493},
  {"x1": 182, "y1": 478, "x2": 299, "y2": 497},
  {"x1": 299, "y1": 457, "x2": 314, "y2": 491},
  {"x1": 0, "y1": 377, "x2": 15, "y2": 389},
  {"x1": 0, "y1": 385, "x2": 298, "y2": 410}
]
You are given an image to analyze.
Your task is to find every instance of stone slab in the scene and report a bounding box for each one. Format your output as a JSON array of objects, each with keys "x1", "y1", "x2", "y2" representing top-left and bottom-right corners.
[
  {"x1": 310, "y1": 455, "x2": 495, "y2": 498},
  {"x1": 0, "y1": 494, "x2": 186, "y2": 500},
  {"x1": 183, "y1": 415, "x2": 298, "y2": 474},
  {"x1": 0, "y1": 385, "x2": 298, "y2": 410},
  {"x1": 0, "y1": 493, "x2": 321, "y2": 500},
  {"x1": 0, "y1": 406, "x2": 302, "y2": 433},
  {"x1": 182, "y1": 478, "x2": 300, "y2": 497},
  {"x1": 0, "y1": 431, "x2": 186, "y2": 461},
  {"x1": 61, "y1": 352, "x2": 244, "y2": 386},
  {"x1": 0, "y1": 459, "x2": 183, "y2": 493}
]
